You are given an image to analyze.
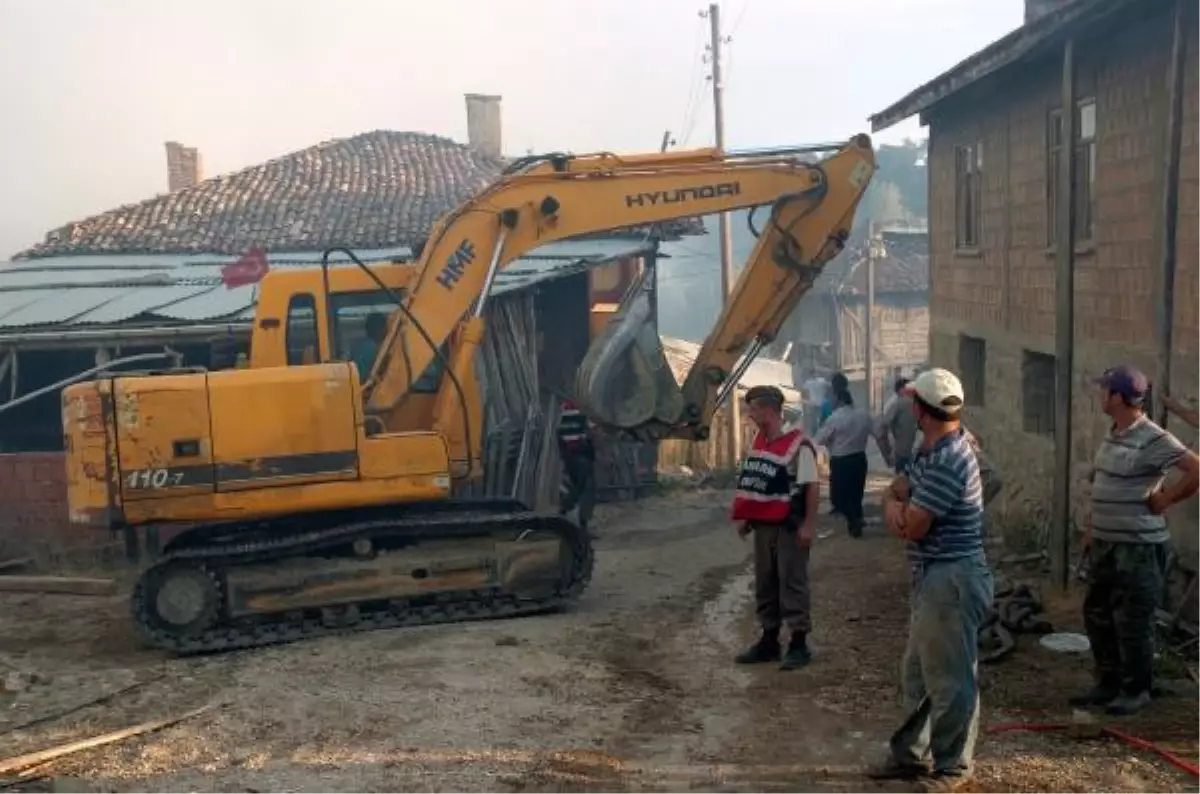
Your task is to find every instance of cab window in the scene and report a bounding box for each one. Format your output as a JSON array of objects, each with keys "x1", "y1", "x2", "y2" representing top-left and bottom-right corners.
[
  {"x1": 330, "y1": 289, "x2": 447, "y2": 393},
  {"x1": 285, "y1": 293, "x2": 319, "y2": 365}
]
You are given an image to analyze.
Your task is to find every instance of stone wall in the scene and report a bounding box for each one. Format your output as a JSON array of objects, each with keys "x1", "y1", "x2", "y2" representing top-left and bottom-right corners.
[{"x1": 924, "y1": 2, "x2": 1199, "y2": 558}]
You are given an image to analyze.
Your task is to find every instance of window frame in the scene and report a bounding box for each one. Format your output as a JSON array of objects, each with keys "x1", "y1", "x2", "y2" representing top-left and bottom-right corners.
[
  {"x1": 284, "y1": 292, "x2": 320, "y2": 366},
  {"x1": 958, "y1": 334, "x2": 987, "y2": 407},
  {"x1": 954, "y1": 140, "x2": 983, "y2": 251},
  {"x1": 1047, "y1": 97, "x2": 1097, "y2": 247},
  {"x1": 329, "y1": 289, "x2": 447, "y2": 394},
  {"x1": 1021, "y1": 350, "x2": 1057, "y2": 437}
]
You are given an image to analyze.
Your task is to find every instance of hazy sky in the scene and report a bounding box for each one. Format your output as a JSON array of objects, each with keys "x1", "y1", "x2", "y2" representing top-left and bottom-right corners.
[{"x1": 0, "y1": 0, "x2": 1023, "y2": 259}]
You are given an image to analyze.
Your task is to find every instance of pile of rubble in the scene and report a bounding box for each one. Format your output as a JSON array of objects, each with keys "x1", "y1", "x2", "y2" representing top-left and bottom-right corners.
[{"x1": 979, "y1": 576, "x2": 1053, "y2": 663}]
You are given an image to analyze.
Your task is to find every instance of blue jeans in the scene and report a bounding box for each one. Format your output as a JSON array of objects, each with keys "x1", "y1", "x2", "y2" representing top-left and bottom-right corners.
[
  {"x1": 890, "y1": 553, "x2": 994, "y2": 776},
  {"x1": 894, "y1": 455, "x2": 912, "y2": 475}
]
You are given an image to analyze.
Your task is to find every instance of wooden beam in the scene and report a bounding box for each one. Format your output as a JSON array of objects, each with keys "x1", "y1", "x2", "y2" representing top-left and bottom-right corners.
[
  {"x1": 1051, "y1": 37, "x2": 1077, "y2": 593},
  {"x1": 0, "y1": 558, "x2": 32, "y2": 573},
  {"x1": 0, "y1": 576, "x2": 116, "y2": 597},
  {"x1": 0, "y1": 705, "x2": 215, "y2": 776},
  {"x1": 1154, "y1": 0, "x2": 1187, "y2": 429}
]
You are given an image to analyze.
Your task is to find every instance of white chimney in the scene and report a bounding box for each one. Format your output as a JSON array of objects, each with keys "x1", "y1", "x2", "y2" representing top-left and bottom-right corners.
[{"x1": 464, "y1": 94, "x2": 502, "y2": 160}]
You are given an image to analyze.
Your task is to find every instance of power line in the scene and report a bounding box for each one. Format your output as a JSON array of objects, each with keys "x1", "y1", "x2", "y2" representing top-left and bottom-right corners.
[
  {"x1": 676, "y1": 15, "x2": 708, "y2": 143},
  {"x1": 728, "y1": 0, "x2": 753, "y2": 39},
  {"x1": 680, "y1": 92, "x2": 710, "y2": 147},
  {"x1": 724, "y1": 0, "x2": 753, "y2": 89}
]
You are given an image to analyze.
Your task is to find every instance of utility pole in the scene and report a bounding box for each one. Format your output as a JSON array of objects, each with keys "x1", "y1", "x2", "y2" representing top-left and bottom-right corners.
[
  {"x1": 1051, "y1": 38, "x2": 1077, "y2": 592},
  {"x1": 865, "y1": 221, "x2": 877, "y2": 413},
  {"x1": 707, "y1": 1, "x2": 741, "y2": 467}
]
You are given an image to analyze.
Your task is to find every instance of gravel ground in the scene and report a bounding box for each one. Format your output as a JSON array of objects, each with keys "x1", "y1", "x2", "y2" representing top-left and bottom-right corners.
[{"x1": 0, "y1": 482, "x2": 1195, "y2": 792}]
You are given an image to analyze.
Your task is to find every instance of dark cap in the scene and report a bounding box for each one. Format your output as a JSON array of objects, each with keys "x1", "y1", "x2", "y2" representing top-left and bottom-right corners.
[
  {"x1": 744, "y1": 384, "x2": 785, "y2": 409},
  {"x1": 1096, "y1": 364, "x2": 1148, "y2": 404}
]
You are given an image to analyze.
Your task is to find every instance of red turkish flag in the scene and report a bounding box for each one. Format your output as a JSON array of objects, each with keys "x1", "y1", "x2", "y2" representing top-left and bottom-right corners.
[{"x1": 220, "y1": 247, "x2": 270, "y2": 289}]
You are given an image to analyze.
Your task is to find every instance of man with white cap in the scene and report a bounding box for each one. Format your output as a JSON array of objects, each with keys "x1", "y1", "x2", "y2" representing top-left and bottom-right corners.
[{"x1": 871, "y1": 368, "x2": 993, "y2": 790}]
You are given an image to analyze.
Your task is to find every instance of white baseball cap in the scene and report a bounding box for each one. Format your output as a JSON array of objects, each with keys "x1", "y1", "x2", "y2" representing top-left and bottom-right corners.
[{"x1": 904, "y1": 368, "x2": 965, "y2": 414}]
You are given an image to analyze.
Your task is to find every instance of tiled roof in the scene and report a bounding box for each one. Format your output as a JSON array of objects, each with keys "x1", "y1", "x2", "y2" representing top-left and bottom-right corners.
[
  {"x1": 819, "y1": 230, "x2": 929, "y2": 295},
  {"x1": 15, "y1": 130, "x2": 704, "y2": 260},
  {"x1": 660, "y1": 336, "x2": 799, "y2": 400},
  {"x1": 17, "y1": 131, "x2": 504, "y2": 259}
]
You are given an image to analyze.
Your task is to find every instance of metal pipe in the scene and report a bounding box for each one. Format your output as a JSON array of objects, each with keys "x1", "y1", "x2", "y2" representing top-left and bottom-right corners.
[
  {"x1": 0, "y1": 351, "x2": 174, "y2": 414},
  {"x1": 472, "y1": 226, "x2": 511, "y2": 320},
  {"x1": 713, "y1": 338, "x2": 766, "y2": 411}
]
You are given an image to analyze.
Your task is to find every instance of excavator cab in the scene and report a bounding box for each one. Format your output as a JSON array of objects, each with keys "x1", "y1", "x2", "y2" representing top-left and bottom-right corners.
[{"x1": 248, "y1": 262, "x2": 470, "y2": 447}]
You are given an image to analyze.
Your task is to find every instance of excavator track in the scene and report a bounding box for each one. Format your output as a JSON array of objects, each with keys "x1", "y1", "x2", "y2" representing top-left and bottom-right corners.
[{"x1": 130, "y1": 500, "x2": 594, "y2": 655}]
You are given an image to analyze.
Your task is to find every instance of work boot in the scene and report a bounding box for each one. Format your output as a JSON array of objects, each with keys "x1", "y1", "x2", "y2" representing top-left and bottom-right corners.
[
  {"x1": 734, "y1": 630, "x2": 781, "y2": 664},
  {"x1": 1105, "y1": 689, "x2": 1152, "y2": 716},
  {"x1": 918, "y1": 772, "x2": 974, "y2": 793},
  {"x1": 864, "y1": 758, "x2": 930, "y2": 781},
  {"x1": 779, "y1": 632, "x2": 812, "y2": 671},
  {"x1": 1068, "y1": 678, "x2": 1121, "y2": 707}
]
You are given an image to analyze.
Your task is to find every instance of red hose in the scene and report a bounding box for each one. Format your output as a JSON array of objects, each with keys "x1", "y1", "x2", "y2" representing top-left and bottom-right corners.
[
  {"x1": 986, "y1": 722, "x2": 1200, "y2": 778},
  {"x1": 1102, "y1": 726, "x2": 1200, "y2": 778}
]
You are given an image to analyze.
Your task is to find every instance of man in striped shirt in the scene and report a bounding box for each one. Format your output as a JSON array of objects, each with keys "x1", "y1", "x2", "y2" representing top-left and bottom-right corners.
[
  {"x1": 1071, "y1": 365, "x2": 1199, "y2": 715},
  {"x1": 873, "y1": 368, "x2": 992, "y2": 789}
]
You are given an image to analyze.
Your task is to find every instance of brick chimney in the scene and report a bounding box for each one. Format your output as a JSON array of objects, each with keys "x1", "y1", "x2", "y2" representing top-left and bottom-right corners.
[
  {"x1": 165, "y1": 141, "x2": 203, "y2": 192},
  {"x1": 1025, "y1": 0, "x2": 1074, "y2": 24},
  {"x1": 464, "y1": 94, "x2": 502, "y2": 160}
]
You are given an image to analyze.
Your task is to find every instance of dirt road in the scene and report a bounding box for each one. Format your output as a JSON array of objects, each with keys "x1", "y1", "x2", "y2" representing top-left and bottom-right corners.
[{"x1": 0, "y1": 485, "x2": 1196, "y2": 792}]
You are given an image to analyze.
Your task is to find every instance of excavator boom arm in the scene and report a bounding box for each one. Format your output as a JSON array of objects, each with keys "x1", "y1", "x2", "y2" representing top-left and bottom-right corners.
[
  {"x1": 364, "y1": 135, "x2": 876, "y2": 417},
  {"x1": 575, "y1": 137, "x2": 878, "y2": 440},
  {"x1": 676, "y1": 186, "x2": 870, "y2": 433}
]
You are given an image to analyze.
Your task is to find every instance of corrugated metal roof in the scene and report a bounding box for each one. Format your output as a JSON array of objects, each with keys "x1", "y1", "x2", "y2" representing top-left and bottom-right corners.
[
  {"x1": 0, "y1": 287, "x2": 126, "y2": 327},
  {"x1": 661, "y1": 335, "x2": 798, "y2": 397},
  {"x1": 0, "y1": 238, "x2": 653, "y2": 331},
  {"x1": 72, "y1": 285, "x2": 213, "y2": 324}
]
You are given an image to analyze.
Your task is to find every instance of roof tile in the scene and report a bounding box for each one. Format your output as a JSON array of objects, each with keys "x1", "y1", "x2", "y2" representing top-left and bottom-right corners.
[
  {"x1": 817, "y1": 231, "x2": 929, "y2": 295},
  {"x1": 16, "y1": 130, "x2": 702, "y2": 259}
]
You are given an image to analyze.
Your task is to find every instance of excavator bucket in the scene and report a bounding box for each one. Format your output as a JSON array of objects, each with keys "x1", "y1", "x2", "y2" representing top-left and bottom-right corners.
[{"x1": 574, "y1": 263, "x2": 685, "y2": 438}]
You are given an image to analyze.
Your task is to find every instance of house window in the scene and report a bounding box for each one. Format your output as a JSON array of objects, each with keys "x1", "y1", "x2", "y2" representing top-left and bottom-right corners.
[
  {"x1": 1021, "y1": 350, "x2": 1057, "y2": 436},
  {"x1": 285, "y1": 293, "x2": 319, "y2": 366},
  {"x1": 954, "y1": 141, "x2": 983, "y2": 249},
  {"x1": 1047, "y1": 98, "x2": 1096, "y2": 245},
  {"x1": 958, "y1": 335, "x2": 987, "y2": 406}
]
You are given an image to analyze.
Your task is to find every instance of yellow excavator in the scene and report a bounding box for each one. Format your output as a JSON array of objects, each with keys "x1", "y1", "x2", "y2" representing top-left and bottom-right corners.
[{"x1": 61, "y1": 135, "x2": 876, "y2": 653}]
